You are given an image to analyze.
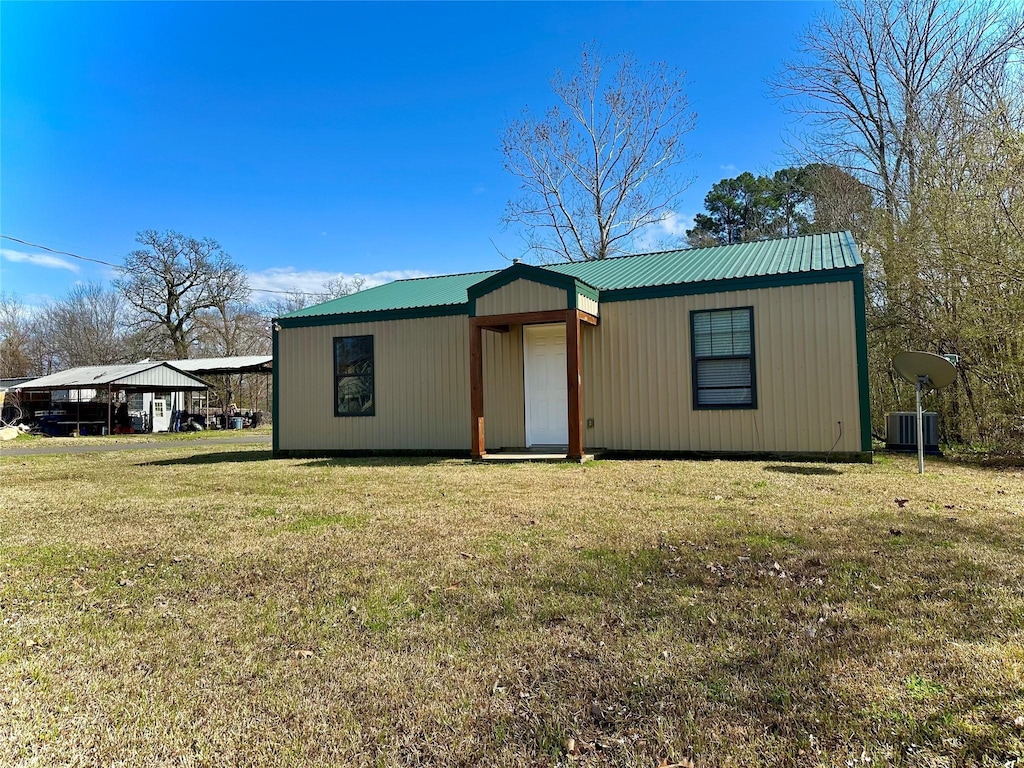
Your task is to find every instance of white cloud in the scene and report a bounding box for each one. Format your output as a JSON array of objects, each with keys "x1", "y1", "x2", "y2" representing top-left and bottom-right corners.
[
  {"x1": 0, "y1": 248, "x2": 80, "y2": 273},
  {"x1": 656, "y1": 211, "x2": 694, "y2": 237},
  {"x1": 633, "y1": 211, "x2": 695, "y2": 252},
  {"x1": 247, "y1": 267, "x2": 431, "y2": 296},
  {"x1": 720, "y1": 163, "x2": 738, "y2": 172}
]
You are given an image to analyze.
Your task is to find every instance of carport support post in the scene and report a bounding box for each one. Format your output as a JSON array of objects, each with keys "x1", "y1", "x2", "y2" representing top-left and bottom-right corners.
[
  {"x1": 107, "y1": 384, "x2": 112, "y2": 437},
  {"x1": 76, "y1": 389, "x2": 81, "y2": 436},
  {"x1": 470, "y1": 321, "x2": 485, "y2": 459},
  {"x1": 566, "y1": 310, "x2": 584, "y2": 461}
]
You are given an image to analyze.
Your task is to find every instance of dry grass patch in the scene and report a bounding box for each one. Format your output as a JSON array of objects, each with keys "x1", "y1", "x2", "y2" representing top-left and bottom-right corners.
[{"x1": 1, "y1": 448, "x2": 1022, "y2": 767}]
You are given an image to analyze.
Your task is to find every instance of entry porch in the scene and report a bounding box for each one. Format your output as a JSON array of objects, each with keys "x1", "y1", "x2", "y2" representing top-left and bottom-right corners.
[{"x1": 469, "y1": 307, "x2": 599, "y2": 462}]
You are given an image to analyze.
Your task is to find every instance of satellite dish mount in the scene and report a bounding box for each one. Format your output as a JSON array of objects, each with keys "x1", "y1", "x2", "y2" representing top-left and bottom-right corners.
[{"x1": 892, "y1": 352, "x2": 958, "y2": 474}]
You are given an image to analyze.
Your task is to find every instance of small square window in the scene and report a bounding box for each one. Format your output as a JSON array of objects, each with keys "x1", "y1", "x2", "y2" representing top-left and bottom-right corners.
[
  {"x1": 334, "y1": 335, "x2": 375, "y2": 416},
  {"x1": 691, "y1": 308, "x2": 756, "y2": 409}
]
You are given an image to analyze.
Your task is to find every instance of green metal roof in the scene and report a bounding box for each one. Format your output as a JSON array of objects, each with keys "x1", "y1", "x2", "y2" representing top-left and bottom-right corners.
[
  {"x1": 279, "y1": 231, "x2": 862, "y2": 320},
  {"x1": 550, "y1": 230, "x2": 862, "y2": 290},
  {"x1": 282, "y1": 269, "x2": 497, "y2": 318}
]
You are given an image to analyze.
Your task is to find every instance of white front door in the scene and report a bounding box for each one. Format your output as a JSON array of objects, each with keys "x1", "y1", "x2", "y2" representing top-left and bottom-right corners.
[
  {"x1": 524, "y1": 324, "x2": 568, "y2": 447},
  {"x1": 150, "y1": 397, "x2": 171, "y2": 432}
]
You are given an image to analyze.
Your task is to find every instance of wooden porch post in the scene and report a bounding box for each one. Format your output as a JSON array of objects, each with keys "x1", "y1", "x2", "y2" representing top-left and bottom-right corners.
[
  {"x1": 470, "y1": 321, "x2": 485, "y2": 459},
  {"x1": 566, "y1": 309, "x2": 584, "y2": 461}
]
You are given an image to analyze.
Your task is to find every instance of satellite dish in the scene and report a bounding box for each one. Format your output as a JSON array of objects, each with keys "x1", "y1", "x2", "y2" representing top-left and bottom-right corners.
[
  {"x1": 891, "y1": 351, "x2": 958, "y2": 475},
  {"x1": 893, "y1": 351, "x2": 958, "y2": 390}
]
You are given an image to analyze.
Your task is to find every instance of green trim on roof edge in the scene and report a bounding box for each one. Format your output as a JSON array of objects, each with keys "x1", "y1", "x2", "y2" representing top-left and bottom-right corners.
[
  {"x1": 272, "y1": 326, "x2": 279, "y2": 454},
  {"x1": 276, "y1": 302, "x2": 469, "y2": 329},
  {"x1": 852, "y1": 270, "x2": 873, "y2": 454},
  {"x1": 597, "y1": 267, "x2": 863, "y2": 304}
]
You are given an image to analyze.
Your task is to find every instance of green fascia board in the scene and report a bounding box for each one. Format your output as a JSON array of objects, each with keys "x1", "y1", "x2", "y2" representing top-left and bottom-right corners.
[
  {"x1": 466, "y1": 262, "x2": 599, "y2": 317},
  {"x1": 575, "y1": 282, "x2": 599, "y2": 303},
  {"x1": 276, "y1": 302, "x2": 469, "y2": 329},
  {"x1": 598, "y1": 266, "x2": 863, "y2": 303},
  {"x1": 272, "y1": 325, "x2": 279, "y2": 454}
]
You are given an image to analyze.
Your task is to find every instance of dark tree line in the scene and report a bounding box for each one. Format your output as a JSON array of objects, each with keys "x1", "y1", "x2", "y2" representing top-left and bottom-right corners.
[{"x1": 685, "y1": 164, "x2": 873, "y2": 247}]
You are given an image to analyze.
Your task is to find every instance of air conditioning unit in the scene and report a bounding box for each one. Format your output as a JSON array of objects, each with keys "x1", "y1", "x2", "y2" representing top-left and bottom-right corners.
[{"x1": 886, "y1": 411, "x2": 940, "y2": 454}]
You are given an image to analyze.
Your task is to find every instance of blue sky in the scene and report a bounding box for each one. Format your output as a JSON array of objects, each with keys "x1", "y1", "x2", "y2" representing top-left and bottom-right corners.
[{"x1": 1, "y1": 1, "x2": 827, "y2": 305}]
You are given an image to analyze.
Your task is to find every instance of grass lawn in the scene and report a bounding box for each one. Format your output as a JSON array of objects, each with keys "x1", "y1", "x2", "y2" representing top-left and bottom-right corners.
[
  {"x1": 1, "y1": 448, "x2": 1022, "y2": 767},
  {"x1": 6, "y1": 425, "x2": 272, "y2": 447}
]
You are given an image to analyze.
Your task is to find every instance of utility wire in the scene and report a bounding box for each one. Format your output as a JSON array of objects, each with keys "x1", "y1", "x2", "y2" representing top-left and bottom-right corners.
[
  {"x1": 1, "y1": 234, "x2": 121, "y2": 268},
  {"x1": 1, "y1": 234, "x2": 325, "y2": 297}
]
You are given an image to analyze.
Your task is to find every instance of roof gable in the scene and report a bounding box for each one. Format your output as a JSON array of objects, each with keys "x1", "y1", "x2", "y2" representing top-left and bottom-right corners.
[{"x1": 466, "y1": 262, "x2": 598, "y2": 317}]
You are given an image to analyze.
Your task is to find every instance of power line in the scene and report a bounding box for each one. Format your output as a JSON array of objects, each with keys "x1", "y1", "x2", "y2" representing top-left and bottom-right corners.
[
  {"x1": 0, "y1": 234, "x2": 326, "y2": 297},
  {"x1": 1, "y1": 234, "x2": 121, "y2": 268}
]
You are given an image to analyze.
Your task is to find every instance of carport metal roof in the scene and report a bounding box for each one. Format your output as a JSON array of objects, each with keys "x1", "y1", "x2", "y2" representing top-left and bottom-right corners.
[
  {"x1": 15, "y1": 362, "x2": 210, "y2": 392},
  {"x1": 161, "y1": 355, "x2": 272, "y2": 376}
]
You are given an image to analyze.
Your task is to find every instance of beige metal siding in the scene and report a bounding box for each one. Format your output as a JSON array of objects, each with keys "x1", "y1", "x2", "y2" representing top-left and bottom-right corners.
[
  {"x1": 581, "y1": 281, "x2": 862, "y2": 453},
  {"x1": 577, "y1": 293, "x2": 599, "y2": 317},
  {"x1": 278, "y1": 315, "x2": 470, "y2": 451},
  {"x1": 280, "y1": 280, "x2": 861, "y2": 455},
  {"x1": 475, "y1": 279, "x2": 566, "y2": 316},
  {"x1": 482, "y1": 328, "x2": 525, "y2": 448}
]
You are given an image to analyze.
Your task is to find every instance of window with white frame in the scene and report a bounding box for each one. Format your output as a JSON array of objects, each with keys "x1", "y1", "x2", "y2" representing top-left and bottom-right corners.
[{"x1": 690, "y1": 307, "x2": 756, "y2": 409}]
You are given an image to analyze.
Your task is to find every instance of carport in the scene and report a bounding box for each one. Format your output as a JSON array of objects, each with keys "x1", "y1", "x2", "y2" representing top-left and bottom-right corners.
[
  {"x1": 163, "y1": 355, "x2": 273, "y2": 420},
  {"x1": 14, "y1": 362, "x2": 210, "y2": 436}
]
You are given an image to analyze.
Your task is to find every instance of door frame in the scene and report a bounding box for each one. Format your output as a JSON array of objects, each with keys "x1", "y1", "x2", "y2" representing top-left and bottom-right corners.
[{"x1": 523, "y1": 323, "x2": 568, "y2": 447}]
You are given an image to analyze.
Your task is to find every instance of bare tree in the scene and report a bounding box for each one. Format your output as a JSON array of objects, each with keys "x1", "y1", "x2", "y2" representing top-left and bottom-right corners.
[
  {"x1": 263, "y1": 275, "x2": 367, "y2": 318},
  {"x1": 318, "y1": 276, "x2": 366, "y2": 302},
  {"x1": 773, "y1": 0, "x2": 1024, "y2": 226},
  {"x1": 774, "y1": 0, "x2": 1024, "y2": 449},
  {"x1": 114, "y1": 230, "x2": 249, "y2": 358},
  {"x1": 0, "y1": 293, "x2": 43, "y2": 378},
  {"x1": 36, "y1": 283, "x2": 140, "y2": 369},
  {"x1": 192, "y1": 303, "x2": 273, "y2": 411},
  {"x1": 501, "y1": 45, "x2": 697, "y2": 262},
  {"x1": 196, "y1": 304, "x2": 271, "y2": 358}
]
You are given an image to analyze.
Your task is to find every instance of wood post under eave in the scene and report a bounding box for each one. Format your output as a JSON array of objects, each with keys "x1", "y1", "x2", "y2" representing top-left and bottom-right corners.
[
  {"x1": 470, "y1": 321, "x2": 485, "y2": 459},
  {"x1": 566, "y1": 309, "x2": 584, "y2": 461}
]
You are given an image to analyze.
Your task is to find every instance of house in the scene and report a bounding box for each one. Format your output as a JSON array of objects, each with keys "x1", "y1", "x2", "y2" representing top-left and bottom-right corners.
[{"x1": 273, "y1": 231, "x2": 871, "y2": 462}]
